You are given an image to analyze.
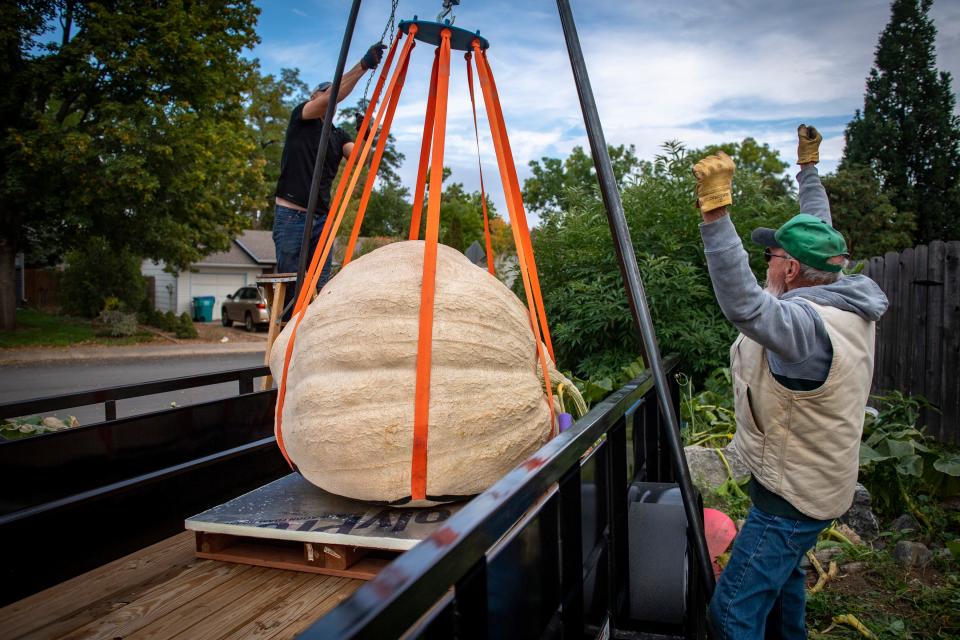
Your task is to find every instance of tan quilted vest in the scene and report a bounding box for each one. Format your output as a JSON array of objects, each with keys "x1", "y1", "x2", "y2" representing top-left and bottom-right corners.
[{"x1": 730, "y1": 301, "x2": 875, "y2": 520}]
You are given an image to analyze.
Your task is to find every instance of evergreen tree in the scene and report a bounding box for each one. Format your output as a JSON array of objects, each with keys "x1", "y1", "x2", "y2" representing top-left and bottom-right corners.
[
  {"x1": 821, "y1": 165, "x2": 915, "y2": 258},
  {"x1": 842, "y1": 0, "x2": 960, "y2": 243}
]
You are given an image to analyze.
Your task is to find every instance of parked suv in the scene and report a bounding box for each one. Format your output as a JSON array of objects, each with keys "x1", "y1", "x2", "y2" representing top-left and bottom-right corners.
[{"x1": 221, "y1": 286, "x2": 269, "y2": 332}]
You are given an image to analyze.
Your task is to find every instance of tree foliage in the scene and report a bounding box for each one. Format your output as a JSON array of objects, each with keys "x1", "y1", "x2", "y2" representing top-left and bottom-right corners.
[
  {"x1": 246, "y1": 66, "x2": 309, "y2": 229},
  {"x1": 411, "y1": 167, "x2": 500, "y2": 253},
  {"x1": 0, "y1": 0, "x2": 263, "y2": 328},
  {"x1": 60, "y1": 237, "x2": 145, "y2": 317},
  {"x1": 529, "y1": 141, "x2": 799, "y2": 380},
  {"x1": 524, "y1": 144, "x2": 641, "y2": 217},
  {"x1": 698, "y1": 137, "x2": 792, "y2": 197},
  {"x1": 842, "y1": 0, "x2": 960, "y2": 243},
  {"x1": 821, "y1": 164, "x2": 915, "y2": 258},
  {"x1": 327, "y1": 99, "x2": 412, "y2": 238}
]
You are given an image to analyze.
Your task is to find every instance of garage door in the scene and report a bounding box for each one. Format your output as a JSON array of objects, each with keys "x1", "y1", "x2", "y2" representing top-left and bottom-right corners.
[{"x1": 190, "y1": 273, "x2": 246, "y2": 320}]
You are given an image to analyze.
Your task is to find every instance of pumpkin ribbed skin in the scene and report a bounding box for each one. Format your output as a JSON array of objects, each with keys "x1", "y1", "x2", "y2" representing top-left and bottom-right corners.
[{"x1": 269, "y1": 240, "x2": 554, "y2": 505}]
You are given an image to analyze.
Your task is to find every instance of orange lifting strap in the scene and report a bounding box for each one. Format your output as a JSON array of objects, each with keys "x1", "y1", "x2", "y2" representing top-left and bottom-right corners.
[
  {"x1": 465, "y1": 52, "x2": 495, "y2": 276},
  {"x1": 274, "y1": 24, "x2": 559, "y2": 502}
]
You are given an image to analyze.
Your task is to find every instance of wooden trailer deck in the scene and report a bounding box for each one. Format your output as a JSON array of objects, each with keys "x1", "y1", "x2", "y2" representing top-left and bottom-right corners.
[{"x1": 0, "y1": 532, "x2": 361, "y2": 640}]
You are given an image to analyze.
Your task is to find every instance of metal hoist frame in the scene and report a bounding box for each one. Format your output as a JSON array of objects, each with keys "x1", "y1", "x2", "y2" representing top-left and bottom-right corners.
[{"x1": 290, "y1": 0, "x2": 717, "y2": 620}]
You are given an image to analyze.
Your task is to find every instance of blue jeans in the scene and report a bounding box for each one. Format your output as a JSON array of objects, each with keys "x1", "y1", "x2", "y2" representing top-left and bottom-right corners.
[
  {"x1": 272, "y1": 204, "x2": 334, "y2": 318},
  {"x1": 709, "y1": 506, "x2": 829, "y2": 640}
]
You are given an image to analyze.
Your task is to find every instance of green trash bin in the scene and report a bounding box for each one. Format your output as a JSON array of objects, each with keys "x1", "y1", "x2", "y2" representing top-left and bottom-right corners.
[{"x1": 192, "y1": 296, "x2": 215, "y2": 323}]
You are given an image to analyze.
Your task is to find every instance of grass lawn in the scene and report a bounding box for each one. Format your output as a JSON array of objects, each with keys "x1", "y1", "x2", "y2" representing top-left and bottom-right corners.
[{"x1": 0, "y1": 308, "x2": 155, "y2": 348}]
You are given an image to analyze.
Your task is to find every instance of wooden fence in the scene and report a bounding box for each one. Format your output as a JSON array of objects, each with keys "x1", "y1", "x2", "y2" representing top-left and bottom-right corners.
[
  {"x1": 862, "y1": 241, "x2": 960, "y2": 444},
  {"x1": 23, "y1": 268, "x2": 62, "y2": 309}
]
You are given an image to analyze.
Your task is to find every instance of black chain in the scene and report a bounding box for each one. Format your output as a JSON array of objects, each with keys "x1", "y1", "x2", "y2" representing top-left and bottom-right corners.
[{"x1": 360, "y1": 0, "x2": 400, "y2": 107}]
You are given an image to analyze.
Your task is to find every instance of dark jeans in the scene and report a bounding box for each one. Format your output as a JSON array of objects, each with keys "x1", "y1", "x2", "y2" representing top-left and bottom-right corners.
[
  {"x1": 709, "y1": 506, "x2": 829, "y2": 640},
  {"x1": 272, "y1": 204, "x2": 333, "y2": 319}
]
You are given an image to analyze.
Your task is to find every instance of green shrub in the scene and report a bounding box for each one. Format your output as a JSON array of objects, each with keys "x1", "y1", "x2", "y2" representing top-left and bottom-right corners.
[
  {"x1": 858, "y1": 391, "x2": 960, "y2": 523},
  {"x1": 530, "y1": 140, "x2": 798, "y2": 384},
  {"x1": 174, "y1": 312, "x2": 198, "y2": 339},
  {"x1": 163, "y1": 311, "x2": 178, "y2": 332},
  {"x1": 60, "y1": 237, "x2": 145, "y2": 317},
  {"x1": 97, "y1": 310, "x2": 138, "y2": 337},
  {"x1": 140, "y1": 307, "x2": 163, "y2": 329},
  {"x1": 678, "y1": 367, "x2": 736, "y2": 448}
]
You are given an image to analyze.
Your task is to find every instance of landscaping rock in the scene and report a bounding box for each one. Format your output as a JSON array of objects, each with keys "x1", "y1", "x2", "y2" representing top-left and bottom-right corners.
[
  {"x1": 837, "y1": 484, "x2": 880, "y2": 541},
  {"x1": 834, "y1": 523, "x2": 864, "y2": 546},
  {"x1": 892, "y1": 541, "x2": 931, "y2": 568},
  {"x1": 815, "y1": 547, "x2": 843, "y2": 565},
  {"x1": 889, "y1": 513, "x2": 920, "y2": 534},
  {"x1": 684, "y1": 445, "x2": 750, "y2": 490},
  {"x1": 840, "y1": 561, "x2": 866, "y2": 574}
]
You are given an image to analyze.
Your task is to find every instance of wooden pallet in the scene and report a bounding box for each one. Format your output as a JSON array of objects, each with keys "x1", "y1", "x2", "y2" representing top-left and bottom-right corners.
[
  {"x1": 194, "y1": 530, "x2": 402, "y2": 580},
  {"x1": 186, "y1": 475, "x2": 467, "y2": 581}
]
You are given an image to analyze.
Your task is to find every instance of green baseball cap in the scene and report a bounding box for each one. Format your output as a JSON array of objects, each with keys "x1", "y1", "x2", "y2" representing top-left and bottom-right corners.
[{"x1": 751, "y1": 213, "x2": 849, "y2": 273}]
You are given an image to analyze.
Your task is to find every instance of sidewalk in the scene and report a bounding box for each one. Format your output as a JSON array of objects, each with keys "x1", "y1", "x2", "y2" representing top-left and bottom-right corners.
[{"x1": 0, "y1": 341, "x2": 267, "y2": 366}]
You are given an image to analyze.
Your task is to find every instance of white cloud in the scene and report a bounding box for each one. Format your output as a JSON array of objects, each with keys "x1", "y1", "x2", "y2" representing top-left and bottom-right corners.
[
  {"x1": 255, "y1": 0, "x2": 960, "y2": 226},
  {"x1": 259, "y1": 41, "x2": 330, "y2": 71}
]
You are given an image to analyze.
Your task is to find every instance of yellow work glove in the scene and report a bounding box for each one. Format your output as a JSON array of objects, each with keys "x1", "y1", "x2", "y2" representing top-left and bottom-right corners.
[
  {"x1": 692, "y1": 151, "x2": 735, "y2": 212},
  {"x1": 797, "y1": 124, "x2": 822, "y2": 164}
]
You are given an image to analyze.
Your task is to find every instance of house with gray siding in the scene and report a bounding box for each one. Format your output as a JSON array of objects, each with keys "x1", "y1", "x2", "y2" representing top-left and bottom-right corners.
[{"x1": 142, "y1": 230, "x2": 276, "y2": 321}]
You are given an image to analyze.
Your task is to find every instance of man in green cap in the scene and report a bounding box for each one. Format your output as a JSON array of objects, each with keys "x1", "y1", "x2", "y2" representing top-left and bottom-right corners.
[{"x1": 693, "y1": 126, "x2": 888, "y2": 639}]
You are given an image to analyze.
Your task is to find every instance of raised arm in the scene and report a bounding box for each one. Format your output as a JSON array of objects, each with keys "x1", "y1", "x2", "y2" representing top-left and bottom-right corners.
[
  {"x1": 694, "y1": 152, "x2": 822, "y2": 362},
  {"x1": 796, "y1": 124, "x2": 832, "y2": 225},
  {"x1": 302, "y1": 43, "x2": 386, "y2": 121}
]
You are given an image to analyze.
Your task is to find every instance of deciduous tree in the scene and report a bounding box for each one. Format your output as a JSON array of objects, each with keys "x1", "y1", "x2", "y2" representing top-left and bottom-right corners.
[
  {"x1": 246, "y1": 67, "x2": 309, "y2": 229},
  {"x1": 532, "y1": 140, "x2": 798, "y2": 380},
  {"x1": 1, "y1": 0, "x2": 263, "y2": 329},
  {"x1": 523, "y1": 144, "x2": 641, "y2": 217}
]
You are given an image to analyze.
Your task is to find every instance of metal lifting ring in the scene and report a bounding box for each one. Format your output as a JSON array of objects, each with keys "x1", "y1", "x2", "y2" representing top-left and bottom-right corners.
[{"x1": 399, "y1": 18, "x2": 489, "y2": 51}]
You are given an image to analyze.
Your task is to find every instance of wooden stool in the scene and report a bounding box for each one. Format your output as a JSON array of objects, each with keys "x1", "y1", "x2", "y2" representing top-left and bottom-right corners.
[{"x1": 256, "y1": 273, "x2": 299, "y2": 390}]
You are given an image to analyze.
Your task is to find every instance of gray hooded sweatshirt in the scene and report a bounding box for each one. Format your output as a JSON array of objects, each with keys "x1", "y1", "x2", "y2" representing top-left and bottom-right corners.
[
  {"x1": 698, "y1": 166, "x2": 889, "y2": 518},
  {"x1": 699, "y1": 166, "x2": 888, "y2": 387}
]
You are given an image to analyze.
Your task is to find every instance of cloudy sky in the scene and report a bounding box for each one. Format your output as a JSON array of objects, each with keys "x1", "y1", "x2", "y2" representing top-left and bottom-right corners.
[{"x1": 250, "y1": 0, "x2": 960, "y2": 224}]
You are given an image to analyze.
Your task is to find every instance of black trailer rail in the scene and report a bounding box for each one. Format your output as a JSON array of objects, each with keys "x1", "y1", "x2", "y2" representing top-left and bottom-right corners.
[
  {"x1": 0, "y1": 365, "x2": 267, "y2": 422},
  {"x1": 0, "y1": 366, "x2": 288, "y2": 605}
]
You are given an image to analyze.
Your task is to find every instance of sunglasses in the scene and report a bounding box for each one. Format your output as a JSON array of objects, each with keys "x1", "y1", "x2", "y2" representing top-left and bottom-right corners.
[{"x1": 763, "y1": 248, "x2": 792, "y2": 263}]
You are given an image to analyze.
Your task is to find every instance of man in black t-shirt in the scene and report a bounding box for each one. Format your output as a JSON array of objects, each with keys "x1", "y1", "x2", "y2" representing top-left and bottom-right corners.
[{"x1": 273, "y1": 42, "x2": 385, "y2": 315}]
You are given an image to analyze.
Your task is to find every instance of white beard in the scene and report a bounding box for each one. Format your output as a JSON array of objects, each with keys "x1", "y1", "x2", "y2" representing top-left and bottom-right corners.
[{"x1": 764, "y1": 279, "x2": 786, "y2": 298}]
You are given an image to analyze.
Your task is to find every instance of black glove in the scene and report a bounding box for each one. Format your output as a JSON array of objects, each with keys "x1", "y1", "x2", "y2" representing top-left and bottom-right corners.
[{"x1": 361, "y1": 43, "x2": 386, "y2": 70}]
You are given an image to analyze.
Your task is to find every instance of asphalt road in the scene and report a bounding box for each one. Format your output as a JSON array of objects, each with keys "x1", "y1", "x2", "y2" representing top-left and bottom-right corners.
[{"x1": 0, "y1": 352, "x2": 268, "y2": 425}]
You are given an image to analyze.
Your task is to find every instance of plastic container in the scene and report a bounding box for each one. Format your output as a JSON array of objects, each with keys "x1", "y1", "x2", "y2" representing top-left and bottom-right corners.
[{"x1": 192, "y1": 296, "x2": 215, "y2": 322}]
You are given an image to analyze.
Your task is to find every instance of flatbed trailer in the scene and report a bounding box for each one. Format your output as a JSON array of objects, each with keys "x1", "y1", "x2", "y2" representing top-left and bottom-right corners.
[
  {"x1": 2, "y1": 532, "x2": 362, "y2": 639},
  {"x1": 0, "y1": 356, "x2": 707, "y2": 639}
]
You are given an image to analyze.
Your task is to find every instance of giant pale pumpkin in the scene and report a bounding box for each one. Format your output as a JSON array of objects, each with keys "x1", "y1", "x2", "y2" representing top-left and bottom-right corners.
[{"x1": 270, "y1": 240, "x2": 570, "y2": 505}]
